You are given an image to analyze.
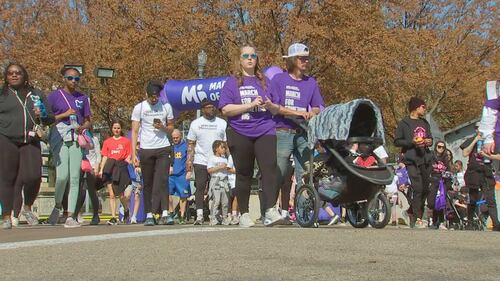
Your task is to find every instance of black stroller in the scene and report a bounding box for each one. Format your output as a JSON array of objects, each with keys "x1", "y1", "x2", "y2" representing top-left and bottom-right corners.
[{"x1": 294, "y1": 99, "x2": 394, "y2": 228}]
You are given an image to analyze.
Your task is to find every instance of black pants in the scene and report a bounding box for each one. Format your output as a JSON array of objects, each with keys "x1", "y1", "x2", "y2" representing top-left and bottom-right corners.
[
  {"x1": 407, "y1": 163, "x2": 431, "y2": 220},
  {"x1": 468, "y1": 183, "x2": 499, "y2": 228},
  {"x1": 74, "y1": 171, "x2": 100, "y2": 217},
  {"x1": 0, "y1": 134, "x2": 41, "y2": 217},
  {"x1": 139, "y1": 147, "x2": 171, "y2": 214},
  {"x1": 193, "y1": 164, "x2": 209, "y2": 210},
  {"x1": 227, "y1": 128, "x2": 278, "y2": 213}
]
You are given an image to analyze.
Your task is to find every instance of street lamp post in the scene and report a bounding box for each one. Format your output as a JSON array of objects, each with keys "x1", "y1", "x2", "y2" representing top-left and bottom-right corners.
[{"x1": 196, "y1": 50, "x2": 207, "y2": 118}]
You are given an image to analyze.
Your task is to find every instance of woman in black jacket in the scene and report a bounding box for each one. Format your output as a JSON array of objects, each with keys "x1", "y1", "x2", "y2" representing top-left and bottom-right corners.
[
  {"x1": 0, "y1": 63, "x2": 55, "y2": 229},
  {"x1": 394, "y1": 97, "x2": 433, "y2": 228},
  {"x1": 427, "y1": 140, "x2": 451, "y2": 229}
]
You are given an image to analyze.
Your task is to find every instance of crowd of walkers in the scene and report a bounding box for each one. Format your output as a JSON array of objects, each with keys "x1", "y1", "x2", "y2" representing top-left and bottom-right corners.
[{"x1": 1, "y1": 43, "x2": 499, "y2": 231}]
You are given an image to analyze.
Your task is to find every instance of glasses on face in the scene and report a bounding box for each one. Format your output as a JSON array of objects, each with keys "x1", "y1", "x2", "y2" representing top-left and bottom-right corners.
[
  {"x1": 297, "y1": 56, "x2": 310, "y2": 62},
  {"x1": 7, "y1": 70, "x2": 23, "y2": 76},
  {"x1": 437, "y1": 145, "x2": 445, "y2": 149},
  {"x1": 241, "y1": 53, "x2": 257, "y2": 60},
  {"x1": 64, "y1": 76, "x2": 81, "y2": 82}
]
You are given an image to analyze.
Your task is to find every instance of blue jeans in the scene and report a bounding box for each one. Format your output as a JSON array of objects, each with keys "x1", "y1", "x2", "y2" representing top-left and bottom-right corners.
[{"x1": 276, "y1": 130, "x2": 311, "y2": 190}]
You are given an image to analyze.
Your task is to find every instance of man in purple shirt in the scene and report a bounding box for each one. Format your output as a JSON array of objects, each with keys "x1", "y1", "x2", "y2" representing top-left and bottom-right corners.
[
  {"x1": 46, "y1": 67, "x2": 92, "y2": 228},
  {"x1": 270, "y1": 43, "x2": 325, "y2": 222}
]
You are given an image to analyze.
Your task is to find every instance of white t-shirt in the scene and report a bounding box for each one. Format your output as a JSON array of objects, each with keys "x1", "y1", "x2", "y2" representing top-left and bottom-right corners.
[
  {"x1": 187, "y1": 116, "x2": 227, "y2": 166},
  {"x1": 207, "y1": 155, "x2": 229, "y2": 178},
  {"x1": 131, "y1": 100, "x2": 174, "y2": 149},
  {"x1": 228, "y1": 155, "x2": 236, "y2": 189}
]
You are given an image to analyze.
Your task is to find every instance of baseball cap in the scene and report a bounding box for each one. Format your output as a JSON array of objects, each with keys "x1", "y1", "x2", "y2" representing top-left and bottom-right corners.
[{"x1": 282, "y1": 43, "x2": 310, "y2": 58}]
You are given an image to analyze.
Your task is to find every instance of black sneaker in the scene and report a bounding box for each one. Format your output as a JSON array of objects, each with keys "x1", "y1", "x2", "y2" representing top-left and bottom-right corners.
[
  {"x1": 107, "y1": 217, "x2": 118, "y2": 225},
  {"x1": 90, "y1": 215, "x2": 100, "y2": 225},
  {"x1": 47, "y1": 208, "x2": 61, "y2": 226},
  {"x1": 144, "y1": 217, "x2": 155, "y2": 226},
  {"x1": 122, "y1": 211, "x2": 130, "y2": 224},
  {"x1": 158, "y1": 216, "x2": 168, "y2": 225}
]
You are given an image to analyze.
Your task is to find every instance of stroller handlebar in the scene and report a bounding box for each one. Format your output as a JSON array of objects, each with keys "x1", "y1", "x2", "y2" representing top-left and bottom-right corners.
[{"x1": 285, "y1": 115, "x2": 309, "y2": 131}]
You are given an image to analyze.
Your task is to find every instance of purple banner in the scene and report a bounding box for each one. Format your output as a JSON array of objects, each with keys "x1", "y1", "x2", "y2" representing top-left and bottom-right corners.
[{"x1": 163, "y1": 76, "x2": 229, "y2": 111}]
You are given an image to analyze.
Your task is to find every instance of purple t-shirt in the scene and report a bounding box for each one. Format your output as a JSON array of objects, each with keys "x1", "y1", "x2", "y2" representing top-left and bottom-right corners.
[
  {"x1": 271, "y1": 72, "x2": 324, "y2": 129},
  {"x1": 218, "y1": 76, "x2": 277, "y2": 138},
  {"x1": 47, "y1": 89, "x2": 91, "y2": 125}
]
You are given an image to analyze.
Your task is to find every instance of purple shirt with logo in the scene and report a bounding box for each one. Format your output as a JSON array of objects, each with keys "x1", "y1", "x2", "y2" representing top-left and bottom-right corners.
[
  {"x1": 218, "y1": 76, "x2": 276, "y2": 138},
  {"x1": 47, "y1": 89, "x2": 91, "y2": 125},
  {"x1": 271, "y1": 72, "x2": 324, "y2": 129}
]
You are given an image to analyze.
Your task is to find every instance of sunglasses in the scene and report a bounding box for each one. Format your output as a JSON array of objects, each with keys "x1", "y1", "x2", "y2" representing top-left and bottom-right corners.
[
  {"x1": 297, "y1": 56, "x2": 310, "y2": 61},
  {"x1": 241, "y1": 53, "x2": 257, "y2": 59},
  {"x1": 64, "y1": 76, "x2": 81, "y2": 82},
  {"x1": 7, "y1": 70, "x2": 23, "y2": 76},
  {"x1": 437, "y1": 145, "x2": 445, "y2": 149}
]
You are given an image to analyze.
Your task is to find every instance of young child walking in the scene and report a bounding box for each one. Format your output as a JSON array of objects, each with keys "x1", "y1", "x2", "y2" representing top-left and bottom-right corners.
[{"x1": 207, "y1": 141, "x2": 231, "y2": 226}]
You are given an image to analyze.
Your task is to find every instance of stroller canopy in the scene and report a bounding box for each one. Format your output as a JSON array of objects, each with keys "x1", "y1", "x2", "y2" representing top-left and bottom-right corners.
[{"x1": 307, "y1": 99, "x2": 385, "y2": 148}]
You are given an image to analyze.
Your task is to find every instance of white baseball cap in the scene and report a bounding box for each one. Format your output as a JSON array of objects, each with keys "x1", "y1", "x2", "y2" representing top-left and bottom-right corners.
[{"x1": 282, "y1": 43, "x2": 309, "y2": 58}]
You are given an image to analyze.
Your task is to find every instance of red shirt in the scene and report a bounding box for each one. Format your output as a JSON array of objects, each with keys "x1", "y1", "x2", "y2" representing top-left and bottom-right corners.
[{"x1": 101, "y1": 136, "x2": 131, "y2": 161}]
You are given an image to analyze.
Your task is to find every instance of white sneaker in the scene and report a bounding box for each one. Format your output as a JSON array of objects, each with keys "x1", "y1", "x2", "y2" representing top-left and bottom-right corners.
[
  {"x1": 11, "y1": 217, "x2": 19, "y2": 227},
  {"x1": 327, "y1": 214, "x2": 340, "y2": 226},
  {"x1": 239, "y1": 213, "x2": 255, "y2": 228},
  {"x1": 77, "y1": 214, "x2": 85, "y2": 224},
  {"x1": 264, "y1": 207, "x2": 284, "y2": 227},
  {"x1": 64, "y1": 217, "x2": 81, "y2": 228},
  {"x1": 438, "y1": 224, "x2": 448, "y2": 230},
  {"x1": 130, "y1": 217, "x2": 137, "y2": 224}
]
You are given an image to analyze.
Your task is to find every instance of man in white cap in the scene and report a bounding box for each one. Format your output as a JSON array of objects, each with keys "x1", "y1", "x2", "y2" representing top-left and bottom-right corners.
[{"x1": 268, "y1": 43, "x2": 325, "y2": 223}]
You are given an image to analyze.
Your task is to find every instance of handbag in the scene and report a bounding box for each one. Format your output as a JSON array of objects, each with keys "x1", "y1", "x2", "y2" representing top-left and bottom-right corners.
[
  {"x1": 435, "y1": 178, "x2": 447, "y2": 211},
  {"x1": 78, "y1": 129, "x2": 94, "y2": 149},
  {"x1": 81, "y1": 158, "x2": 93, "y2": 173}
]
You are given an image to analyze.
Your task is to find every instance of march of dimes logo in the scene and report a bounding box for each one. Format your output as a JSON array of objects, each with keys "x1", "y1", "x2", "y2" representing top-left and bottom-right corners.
[{"x1": 181, "y1": 80, "x2": 226, "y2": 105}]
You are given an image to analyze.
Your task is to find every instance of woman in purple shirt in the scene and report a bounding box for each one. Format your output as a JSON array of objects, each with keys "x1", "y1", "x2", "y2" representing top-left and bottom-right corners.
[
  {"x1": 219, "y1": 45, "x2": 287, "y2": 227},
  {"x1": 270, "y1": 43, "x2": 325, "y2": 222},
  {"x1": 47, "y1": 67, "x2": 92, "y2": 228}
]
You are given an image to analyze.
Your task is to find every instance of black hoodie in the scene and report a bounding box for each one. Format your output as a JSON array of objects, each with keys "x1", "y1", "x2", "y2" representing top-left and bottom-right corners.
[
  {"x1": 0, "y1": 86, "x2": 55, "y2": 144},
  {"x1": 394, "y1": 116, "x2": 433, "y2": 166}
]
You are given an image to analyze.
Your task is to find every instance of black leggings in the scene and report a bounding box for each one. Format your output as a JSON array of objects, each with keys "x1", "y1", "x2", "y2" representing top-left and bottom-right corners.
[
  {"x1": 194, "y1": 164, "x2": 209, "y2": 210},
  {"x1": 139, "y1": 147, "x2": 171, "y2": 214},
  {"x1": 407, "y1": 163, "x2": 431, "y2": 220},
  {"x1": 74, "y1": 171, "x2": 100, "y2": 217},
  {"x1": 0, "y1": 134, "x2": 41, "y2": 217},
  {"x1": 227, "y1": 128, "x2": 278, "y2": 213}
]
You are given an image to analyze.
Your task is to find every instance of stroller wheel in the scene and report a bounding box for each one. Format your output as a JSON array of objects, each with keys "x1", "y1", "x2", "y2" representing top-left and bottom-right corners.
[
  {"x1": 366, "y1": 191, "x2": 391, "y2": 229},
  {"x1": 346, "y1": 202, "x2": 369, "y2": 228},
  {"x1": 294, "y1": 185, "x2": 320, "y2": 228}
]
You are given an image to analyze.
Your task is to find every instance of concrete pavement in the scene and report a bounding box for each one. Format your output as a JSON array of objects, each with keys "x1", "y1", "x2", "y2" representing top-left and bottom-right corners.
[{"x1": 1, "y1": 223, "x2": 499, "y2": 281}]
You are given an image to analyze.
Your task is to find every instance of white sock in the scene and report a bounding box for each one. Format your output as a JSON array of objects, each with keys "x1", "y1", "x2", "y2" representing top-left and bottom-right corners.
[
  {"x1": 146, "y1": 212, "x2": 153, "y2": 219},
  {"x1": 197, "y1": 209, "x2": 203, "y2": 217},
  {"x1": 162, "y1": 210, "x2": 169, "y2": 217},
  {"x1": 232, "y1": 210, "x2": 237, "y2": 217}
]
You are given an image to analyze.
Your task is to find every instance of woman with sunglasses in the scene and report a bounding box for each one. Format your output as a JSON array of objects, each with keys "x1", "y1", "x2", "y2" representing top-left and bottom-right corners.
[
  {"x1": 270, "y1": 43, "x2": 325, "y2": 223},
  {"x1": 394, "y1": 97, "x2": 433, "y2": 228},
  {"x1": 427, "y1": 140, "x2": 451, "y2": 230},
  {"x1": 219, "y1": 45, "x2": 286, "y2": 227},
  {"x1": 47, "y1": 67, "x2": 92, "y2": 228},
  {"x1": 0, "y1": 63, "x2": 55, "y2": 229}
]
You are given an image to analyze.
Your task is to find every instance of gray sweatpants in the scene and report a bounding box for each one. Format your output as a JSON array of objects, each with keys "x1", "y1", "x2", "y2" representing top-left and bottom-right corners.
[{"x1": 209, "y1": 176, "x2": 229, "y2": 219}]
